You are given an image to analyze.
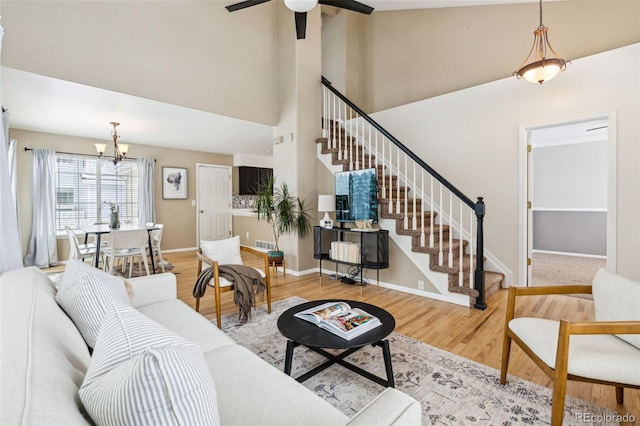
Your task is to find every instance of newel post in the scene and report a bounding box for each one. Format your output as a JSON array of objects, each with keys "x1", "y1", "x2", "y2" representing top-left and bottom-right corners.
[{"x1": 474, "y1": 197, "x2": 487, "y2": 310}]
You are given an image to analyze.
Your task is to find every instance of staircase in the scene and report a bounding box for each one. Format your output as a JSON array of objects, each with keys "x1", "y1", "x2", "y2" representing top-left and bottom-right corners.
[{"x1": 317, "y1": 78, "x2": 504, "y2": 308}]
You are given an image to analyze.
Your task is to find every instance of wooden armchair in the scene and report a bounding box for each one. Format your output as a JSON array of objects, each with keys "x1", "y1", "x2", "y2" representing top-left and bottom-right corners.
[
  {"x1": 195, "y1": 236, "x2": 271, "y2": 329},
  {"x1": 500, "y1": 269, "x2": 640, "y2": 425}
]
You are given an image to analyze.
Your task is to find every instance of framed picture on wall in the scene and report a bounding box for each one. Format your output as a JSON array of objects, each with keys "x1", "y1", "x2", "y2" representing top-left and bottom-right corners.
[{"x1": 162, "y1": 167, "x2": 188, "y2": 199}]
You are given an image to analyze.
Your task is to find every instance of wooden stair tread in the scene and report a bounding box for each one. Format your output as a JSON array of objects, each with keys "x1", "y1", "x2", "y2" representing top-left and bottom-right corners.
[{"x1": 320, "y1": 119, "x2": 504, "y2": 308}]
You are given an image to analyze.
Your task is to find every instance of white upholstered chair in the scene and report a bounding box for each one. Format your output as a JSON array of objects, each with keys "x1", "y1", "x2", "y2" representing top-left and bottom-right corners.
[
  {"x1": 500, "y1": 268, "x2": 640, "y2": 425},
  {"x1": 102, "y1": 229, "x2": 150, "y2": 277},
  {"x1": 195, "y1": 235, "x2": 271, "y2": 329}
]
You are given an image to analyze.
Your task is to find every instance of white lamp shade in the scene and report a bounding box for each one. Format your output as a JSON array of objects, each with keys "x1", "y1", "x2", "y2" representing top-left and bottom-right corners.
[
  {"x1": 95, "y1": 143, "x2": 107, "y2": 154},
  {"x1": 118, "y1": 144, "x2": 129, "y2": 155},
  {"x1": 522, "y1": 62, "x2": 561, "y2": 84},
  {"x1": 284, "y1": 0, "x2": 318, "y2": 12},
  {"x1": 318, "y1": 195, "x2": 336, "y2": 212}
]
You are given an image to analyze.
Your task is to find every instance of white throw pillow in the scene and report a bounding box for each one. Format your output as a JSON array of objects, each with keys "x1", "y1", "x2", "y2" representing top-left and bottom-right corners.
[
  {"x1": 80, "y1": 302, "x2": 220, "y2": 426},
  {"x1": 592, "y1": 268, "x2": 640, "y2": 349},
  {"x1": 59, "y1": 257, "x2": 118, "y2": 291},
  {"x1": 201, "y1": 235, "x2": 243, "y2": 265},
  {"x1": 55, "y1": 262, "x2": 130, "y2": 348}
]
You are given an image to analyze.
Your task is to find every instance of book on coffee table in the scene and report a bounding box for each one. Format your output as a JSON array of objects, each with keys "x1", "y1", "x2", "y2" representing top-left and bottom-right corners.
[{"x1": 293, "y1": 301, "x2": 382, "y2": 340}]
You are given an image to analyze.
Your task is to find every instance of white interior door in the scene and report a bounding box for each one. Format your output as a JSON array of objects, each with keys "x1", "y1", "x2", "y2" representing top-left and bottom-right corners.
[{"x1": 197, "y1": 164, "x2": 231, "y2": 243}]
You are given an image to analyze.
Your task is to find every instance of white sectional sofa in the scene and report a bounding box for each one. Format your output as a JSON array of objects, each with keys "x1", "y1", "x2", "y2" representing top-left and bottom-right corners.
[{"x1": 0, "y1": 265, "x2": 421, "y2": 425}]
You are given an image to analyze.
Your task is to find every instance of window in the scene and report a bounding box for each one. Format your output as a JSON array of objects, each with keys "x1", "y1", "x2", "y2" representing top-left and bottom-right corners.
[{"x1": 54, "y1": 155, "x2": 139, "y2": 234}]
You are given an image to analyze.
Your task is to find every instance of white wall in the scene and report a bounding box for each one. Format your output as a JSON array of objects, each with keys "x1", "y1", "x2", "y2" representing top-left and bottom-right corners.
[
  {"x1": 532, "y1": 140, "x2": 608, "y2": 256},
  {"x1": 533, "y1": 141, "x2": 607, "y2": 209},
  {"x1": 370, "y1": 44, "x2": 640, "y2": 282}
]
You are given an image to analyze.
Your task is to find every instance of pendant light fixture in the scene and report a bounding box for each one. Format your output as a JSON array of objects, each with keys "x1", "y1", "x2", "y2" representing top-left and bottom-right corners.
[
  {"x1": 95, "y1": 122, "x2": 129, "y2": 165},
  {"x1": 514, "y1": 0, "x2": 568, "y2": 84}
]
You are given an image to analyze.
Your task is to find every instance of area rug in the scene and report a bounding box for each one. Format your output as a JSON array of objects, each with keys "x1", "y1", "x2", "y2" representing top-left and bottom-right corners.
[{"x1": 220, "y1": 297, "x2": 619, "y2": 426}]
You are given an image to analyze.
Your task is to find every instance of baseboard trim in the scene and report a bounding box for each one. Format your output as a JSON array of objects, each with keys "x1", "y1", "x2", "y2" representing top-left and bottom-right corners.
[
  {"x1": 532, "y1": 250, "x2": 606, "y2": 259},
  {"x1": 163, "y1": 247, "x2": 198, "y2": 254}
]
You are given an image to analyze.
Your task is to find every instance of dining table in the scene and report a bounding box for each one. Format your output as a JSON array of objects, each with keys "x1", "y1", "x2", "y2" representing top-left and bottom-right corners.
[{"x1": 79, "y1": 223, "x2": 161, "y2": 273}]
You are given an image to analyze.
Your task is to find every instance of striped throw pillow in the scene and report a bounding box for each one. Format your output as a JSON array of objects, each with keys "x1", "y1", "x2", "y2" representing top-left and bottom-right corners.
[
  {"x1": 79, "y1": 302, "x2": 220, "y2": 426},
  {"x1": 55, "y1": 270, "x2": 130, "y2": 348}
]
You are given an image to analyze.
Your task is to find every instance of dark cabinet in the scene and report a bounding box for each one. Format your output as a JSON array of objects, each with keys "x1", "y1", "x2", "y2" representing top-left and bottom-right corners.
[
  {"x1": 239, "y1": 167, "x2": 273, "y2": 195},
  {"x1": 313, "y1": 226, "x2": 389, "y2": 290}
]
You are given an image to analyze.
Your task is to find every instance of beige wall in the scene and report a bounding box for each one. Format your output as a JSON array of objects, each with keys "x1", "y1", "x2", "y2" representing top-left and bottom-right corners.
[
  {"x1": 272, "y1": 4, "x2": 322, "y2": 272},
  {"x1": 233, "y1": 215, "x2": 274, "y2": 248},
  {"x1": 1, "y1": 1, "x2": 279, "y2": 125},
  {"x1": 13, "y1": 129, "x2": 232, "y2": 259},
  {"x1": 321, "y1": 2, "x2": 640, "y2": 113}
]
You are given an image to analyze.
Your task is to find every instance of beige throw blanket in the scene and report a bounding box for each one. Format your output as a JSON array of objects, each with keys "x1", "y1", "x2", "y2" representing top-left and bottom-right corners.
[{"x1": 193, "y1": 264, "x2": 266, "y2": 324}]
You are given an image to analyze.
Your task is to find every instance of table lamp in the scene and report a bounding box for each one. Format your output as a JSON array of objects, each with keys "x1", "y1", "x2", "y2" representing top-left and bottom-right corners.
[{"x1": 318, "y1": 195, "x2": 335, "y2": 229}]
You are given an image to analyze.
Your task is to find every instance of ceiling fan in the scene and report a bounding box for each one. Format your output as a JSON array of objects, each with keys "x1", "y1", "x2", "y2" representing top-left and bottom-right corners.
[{"x1": 225, "y1": 0, "x2": 374, "y2": 40}]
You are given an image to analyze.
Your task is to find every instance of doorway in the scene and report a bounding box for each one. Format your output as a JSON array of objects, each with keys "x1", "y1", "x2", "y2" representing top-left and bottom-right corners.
[
  {"x1": 519, "y1": 113, "x2": 617, "y2": 287},
  {"x1": 196, "y1": 164, "x2": 232, "y2": 244}
]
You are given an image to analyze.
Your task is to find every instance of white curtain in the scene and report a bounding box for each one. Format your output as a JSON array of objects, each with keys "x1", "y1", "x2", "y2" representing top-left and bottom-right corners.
[
  {"x1": 0, "y1": 26, "x2": 24, "y2": 274},
  {"x1": 5, "y1": 110, "x2": 19, "y2": 226},
  {"x1": 23, "y1": 149, "x2": 59, "y2": 268},
  {"x1": 137, "y1": 157, "x2": 156, "y2": 225}
]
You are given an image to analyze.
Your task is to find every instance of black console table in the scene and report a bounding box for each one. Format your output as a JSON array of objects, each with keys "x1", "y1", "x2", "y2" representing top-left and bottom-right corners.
[{"x1": 313, "y1": 226, "x2": 389, "y2": 293}]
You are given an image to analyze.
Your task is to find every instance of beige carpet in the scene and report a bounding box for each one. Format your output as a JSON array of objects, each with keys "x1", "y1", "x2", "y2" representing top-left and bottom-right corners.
[{"x1": 531, "y1": 252, "x2": 606, "y2": 287}]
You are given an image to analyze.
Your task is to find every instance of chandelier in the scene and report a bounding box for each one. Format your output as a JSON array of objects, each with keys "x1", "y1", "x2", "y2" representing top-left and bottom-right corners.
[
  {"x1": 514, "y1": 0, "x2": 568, "y2": 84},
  {"x1": 95, "y1": 122, "x2": 129, "y2": 165}
]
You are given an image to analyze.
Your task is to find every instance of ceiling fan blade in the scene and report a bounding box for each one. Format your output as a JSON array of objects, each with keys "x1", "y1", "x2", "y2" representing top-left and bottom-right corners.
[
  {"x1": 225, "y1": 0, "x2": 272, "y2": 12},
  {"x1": 294, "y1": 12, "x2": 307, "y2": 40},
  {"x1": 319, "y1": 0, "x2": 374, "y2": 15}
]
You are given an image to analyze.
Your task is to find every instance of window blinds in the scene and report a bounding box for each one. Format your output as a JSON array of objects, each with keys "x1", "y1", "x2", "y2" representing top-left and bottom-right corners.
[{"x1": 54, "y1": 155, "x2": 139, "y2": 233}]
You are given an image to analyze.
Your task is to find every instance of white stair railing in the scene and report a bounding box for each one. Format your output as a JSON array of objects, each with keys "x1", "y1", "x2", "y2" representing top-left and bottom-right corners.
[{"x1": 321, "y1": 78, "x2": 487, "y2": 309}]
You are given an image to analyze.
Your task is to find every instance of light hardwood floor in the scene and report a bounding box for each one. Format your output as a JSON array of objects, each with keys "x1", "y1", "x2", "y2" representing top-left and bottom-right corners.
[{"x1": 65, "y1": 250, "x2": 640, "y2": 423}]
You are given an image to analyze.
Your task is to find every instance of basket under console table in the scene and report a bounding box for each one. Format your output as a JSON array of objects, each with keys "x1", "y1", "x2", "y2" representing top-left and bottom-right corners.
[{"x1": 313, "y1": 226, "x2": 389, "y2": 293}]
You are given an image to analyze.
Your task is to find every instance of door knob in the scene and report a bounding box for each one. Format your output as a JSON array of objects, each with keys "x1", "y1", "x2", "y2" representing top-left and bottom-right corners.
[{"x1": 200, "y1": 210, "x2": 204, "y2": 213}]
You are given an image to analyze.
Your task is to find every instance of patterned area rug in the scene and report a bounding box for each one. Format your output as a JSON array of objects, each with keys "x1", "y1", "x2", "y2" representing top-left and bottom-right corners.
[{"x1": 221, "y1": 297, "x2": 619, "y2": 426}]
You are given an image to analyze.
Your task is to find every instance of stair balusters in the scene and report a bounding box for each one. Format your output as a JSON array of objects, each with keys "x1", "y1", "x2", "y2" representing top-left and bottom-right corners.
[{"x1": 319, "y1": 77, "x2": 487, "y2": 309}]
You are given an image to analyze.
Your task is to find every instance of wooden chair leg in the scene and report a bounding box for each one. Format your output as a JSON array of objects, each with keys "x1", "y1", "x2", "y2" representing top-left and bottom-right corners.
[
  {"x1": 195, "y1": 298, "x2": 200, "y2": 312},
  {"x1": 551, "y1": 377, "x2": 568, "y2": 426},
  {"x1": 551, "y1": 321, "x2": 571, "y2": 426},
  {"x1": 500, "y1": 332, "x2": 512, "y2": 384},
  {"x1": 214, "y1": 285, "x2": 222, "y2": 329},
  {"x1": 266, "y1": 278, "x2": 272, "y2": 314},
  {"x1": 615, "y1": 386, "x2": 624, "y2": 404}
]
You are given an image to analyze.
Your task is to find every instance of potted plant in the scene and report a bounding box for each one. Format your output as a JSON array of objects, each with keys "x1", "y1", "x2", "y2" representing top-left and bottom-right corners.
[{"x1": 254, "y1": 176, "x2": 313, "y2": 264}]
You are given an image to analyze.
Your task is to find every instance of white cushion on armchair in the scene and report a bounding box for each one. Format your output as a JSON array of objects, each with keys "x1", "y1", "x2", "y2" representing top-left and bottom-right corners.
[
  {"x1": 592, "y1": 268, "x2": 640, "y2": 349},
  {"x1": 508, "y1": 317, "x2": 640, "y2": 385},
  {"x1": 200, "y1": 235, "x2": 266, "y2": 287},
  {"x1": 201, "y1": 235, "x2": 243, "y2": 266}
]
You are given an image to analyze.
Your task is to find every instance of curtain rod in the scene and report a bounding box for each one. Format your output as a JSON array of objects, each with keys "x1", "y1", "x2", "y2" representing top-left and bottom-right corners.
[{"x1": 24, "y1": 147, "x2": 156, "y2": 162}]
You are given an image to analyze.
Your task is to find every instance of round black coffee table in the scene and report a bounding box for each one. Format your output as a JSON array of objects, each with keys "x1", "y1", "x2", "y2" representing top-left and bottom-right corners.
[{"x1": 277, "y1": 299, "x2": 396, "y2": 387}]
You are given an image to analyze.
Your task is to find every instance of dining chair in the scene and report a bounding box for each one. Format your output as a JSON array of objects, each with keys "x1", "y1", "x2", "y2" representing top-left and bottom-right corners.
[
  {"x1": 65, "y1": 226, "x2": 103, "y2": 265},
  {"x1": 194, "y1": 235, "x2": 271, "y2": 328},
  {"x1": 102, "y1": 229, "x2": 150, "y2": 277},
  {"x1": 145, "y1": 223, "x2": 165, "y2": 273}
]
